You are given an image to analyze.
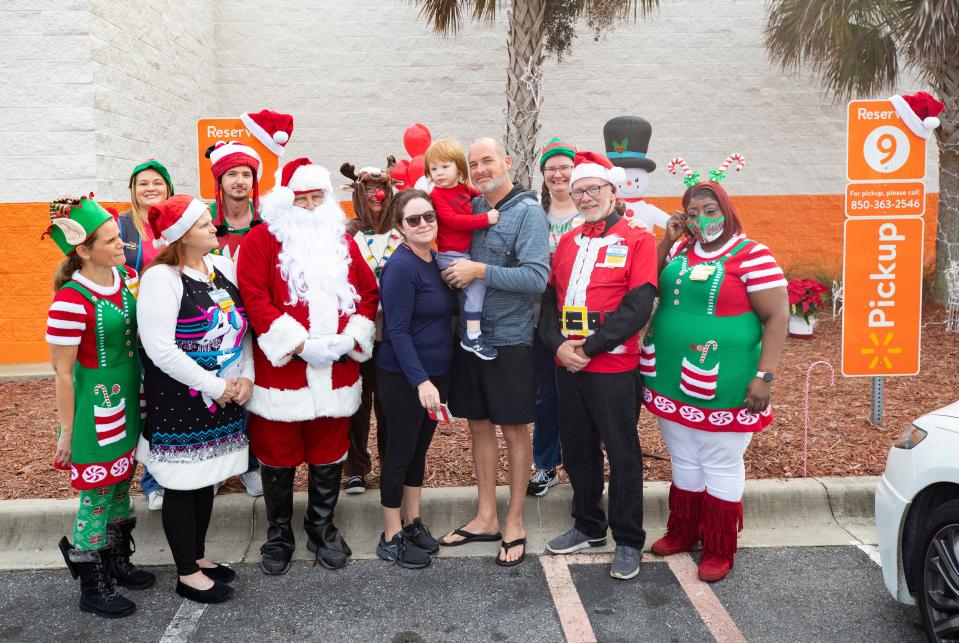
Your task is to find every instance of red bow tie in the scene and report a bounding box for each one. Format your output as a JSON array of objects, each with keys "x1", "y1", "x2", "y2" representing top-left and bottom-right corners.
[{"x1": 581, "y1": 220, "x2": 605, "y2": 238}]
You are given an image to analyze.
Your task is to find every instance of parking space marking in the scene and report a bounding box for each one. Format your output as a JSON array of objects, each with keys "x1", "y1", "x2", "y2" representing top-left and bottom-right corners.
[
  {"x1": 540, "y1": 555, "x2": 599, "y2": 643},
  {"x1": 664, "y1": 553, "x2": 747, "y2": 643},
  {"x1": 159, "y1": 600, "x2": 207, "y2": 643},
  {"x1": 853, "y1": 542, "x2": 882, "y2": 566}
]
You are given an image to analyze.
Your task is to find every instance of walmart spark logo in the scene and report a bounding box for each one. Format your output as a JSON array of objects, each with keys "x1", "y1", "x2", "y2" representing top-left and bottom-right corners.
[{"x1": 859, "y1": 332, "x2": 903, "y2": 370}]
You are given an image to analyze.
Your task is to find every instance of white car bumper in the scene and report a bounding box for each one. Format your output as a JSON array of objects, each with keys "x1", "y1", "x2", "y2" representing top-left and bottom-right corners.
[{"x1": 875, "y1": 448, "x2": 915, "y2": 604}]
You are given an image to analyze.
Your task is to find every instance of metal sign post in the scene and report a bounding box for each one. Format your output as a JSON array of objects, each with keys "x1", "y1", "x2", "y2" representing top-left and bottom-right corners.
[{"x1": 871, "y1": 376, "x2": 885, "y2": 426}]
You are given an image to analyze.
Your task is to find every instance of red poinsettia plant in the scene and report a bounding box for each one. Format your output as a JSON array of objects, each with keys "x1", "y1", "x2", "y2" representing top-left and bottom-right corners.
[{"x1": 787, "y1": 278, "x2": 829, "y2": 322}]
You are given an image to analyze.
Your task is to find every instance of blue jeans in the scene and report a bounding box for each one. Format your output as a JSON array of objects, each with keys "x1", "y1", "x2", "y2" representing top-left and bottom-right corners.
[
  {"x1": 532, "y1": 329, "x2": 562, "y2": 470},
  {"x1": 437, "y1": 251, "x2": 486, "y2": 322}
]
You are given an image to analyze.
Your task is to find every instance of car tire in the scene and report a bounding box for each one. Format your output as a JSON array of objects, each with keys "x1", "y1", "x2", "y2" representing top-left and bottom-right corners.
[{"x1": 917, "y1": 499, "x2": 959, "y2": 643}]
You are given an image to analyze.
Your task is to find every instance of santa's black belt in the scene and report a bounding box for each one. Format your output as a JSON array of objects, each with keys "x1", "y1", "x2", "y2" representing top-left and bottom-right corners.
[{"x1": 560, "y1": 306, "x2": 612, "y2": 336}]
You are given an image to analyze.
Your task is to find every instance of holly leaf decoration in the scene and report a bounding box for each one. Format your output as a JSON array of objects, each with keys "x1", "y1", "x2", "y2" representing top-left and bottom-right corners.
[{"x1": 613, "y1": 138, "x2": 628, "y2": 153}]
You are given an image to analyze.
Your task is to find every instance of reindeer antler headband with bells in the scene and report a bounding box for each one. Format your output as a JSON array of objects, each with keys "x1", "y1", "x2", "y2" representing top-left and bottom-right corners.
[
  {"x1": 667, "y1": 154, "x2": 746, "y2": 188},
  {"x1": 41, "y1": 194, "x2": 115, "y2": 256}
]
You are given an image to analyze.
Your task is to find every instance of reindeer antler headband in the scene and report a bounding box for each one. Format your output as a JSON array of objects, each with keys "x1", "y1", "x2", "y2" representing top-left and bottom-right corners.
[{"x1": 667, "y1": 154, "x2": 746, "y2": 188}]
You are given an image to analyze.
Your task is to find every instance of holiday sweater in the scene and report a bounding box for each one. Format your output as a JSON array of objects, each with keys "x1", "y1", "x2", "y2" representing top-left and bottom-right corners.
[
  {"x1": 210, "y1": 200, "x2": 259, "y2": 262},
  {"x1": 431, "y1": 184, "x2": 492, "y2": 253},
  {"x1": 547, "y1": 211, "x2": 584, "y2": 255}
]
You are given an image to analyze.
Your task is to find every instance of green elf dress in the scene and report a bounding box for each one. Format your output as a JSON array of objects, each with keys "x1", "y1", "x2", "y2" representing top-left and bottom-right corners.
[
  {"x1": 44, "y1": 197, "x2": 143, "y2": 549},
  {"x1": 640, "y1": 234, "x2": 786, "y2": 432}
]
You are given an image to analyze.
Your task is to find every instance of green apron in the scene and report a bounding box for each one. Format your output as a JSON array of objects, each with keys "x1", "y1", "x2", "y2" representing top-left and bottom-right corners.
[
  {"x1": 61, "y1": 267, "x2": 142, "y2": 489},
  {"x1": 642, "y1": 240, "x2": 769, "y2": 432}
]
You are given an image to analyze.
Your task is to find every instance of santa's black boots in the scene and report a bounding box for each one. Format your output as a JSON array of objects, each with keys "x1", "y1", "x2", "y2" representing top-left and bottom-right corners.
[
  {"x1": 259, "y1": 465, "x2": 297, "y2": 575},
  {"x1": 59, "y1": 536, "x2": 136, "y2": 619},
  {"x1": 106, "y1": 517, "x2": 156, "y2": 590},
  {"x1": 304, "y1": 463, "x2": 351, "y2": 570}
]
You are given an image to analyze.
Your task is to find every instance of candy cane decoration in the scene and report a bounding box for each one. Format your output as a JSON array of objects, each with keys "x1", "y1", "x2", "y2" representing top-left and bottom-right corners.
[
  {"x1": 93, "y1": 384, "x2": 112, "y2": 407},
  {"x1": 699, "y1": 340, "x2": 718, "y2": 363},
  {"x1": 803, "y1": 360, "x2": 836, "y2": 478},
  {"x1": 667, "y1": 157, "x2": 693, "y2": 179},
  {"x1": 717, "y1": 153, "x2": 746, "y2": 174}
]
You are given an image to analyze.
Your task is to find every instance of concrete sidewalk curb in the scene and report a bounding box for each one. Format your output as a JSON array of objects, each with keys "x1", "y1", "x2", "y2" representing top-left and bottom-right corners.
[{"x1": 0, "y1": 476, "x2": 878, "y2": 570}]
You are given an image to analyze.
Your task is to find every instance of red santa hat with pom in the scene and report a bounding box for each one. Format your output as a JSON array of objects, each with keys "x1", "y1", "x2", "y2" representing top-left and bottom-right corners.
[
  {"x1": 570, "y1": 150, "x2": 627, "y2": 188},
  {"x1": 241, "y1": 109, "x2": 294, "y2": 157},
  {"x1": 266, "y1": 157, "x2": 336, "y2": 209},
  {"x1": 147, "y1": 195, "x2": 210, "y2": 248},
  {"x1": 890, "y1": 91, "x2": 945, "y2": 139}
]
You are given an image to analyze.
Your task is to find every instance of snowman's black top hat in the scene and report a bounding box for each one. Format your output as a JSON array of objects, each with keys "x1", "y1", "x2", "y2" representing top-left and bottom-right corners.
[{"x1": 603, "y1": 116, "x2": 656, "y2": 173}]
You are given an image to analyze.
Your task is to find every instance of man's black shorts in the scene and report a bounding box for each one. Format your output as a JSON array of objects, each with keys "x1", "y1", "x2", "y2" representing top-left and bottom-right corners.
[{"x1": 447, "y1": 343, "x2": 536, "y2": 426}]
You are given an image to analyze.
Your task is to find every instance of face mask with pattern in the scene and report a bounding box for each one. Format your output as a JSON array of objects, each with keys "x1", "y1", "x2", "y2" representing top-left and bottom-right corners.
[{"x1": 687, "y1": 215, "x2": 725, "y2": 243}]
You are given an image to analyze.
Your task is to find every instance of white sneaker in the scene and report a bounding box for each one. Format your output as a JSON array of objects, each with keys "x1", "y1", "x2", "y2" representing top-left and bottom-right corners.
[
  {"x1": 240, "y1": 470, "x2": 263, "y2": 497},
  {"x1": 147, "y1": 489, "x2": 164, "y2": 511}
]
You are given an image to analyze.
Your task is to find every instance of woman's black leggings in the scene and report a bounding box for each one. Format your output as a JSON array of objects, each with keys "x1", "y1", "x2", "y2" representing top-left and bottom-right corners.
[
  {"x1": 161, "y1": 485, "x2": 214, "y2": 576},
  {"x1": 377, "y1": 368, "x2": 450, "y2": 509}
]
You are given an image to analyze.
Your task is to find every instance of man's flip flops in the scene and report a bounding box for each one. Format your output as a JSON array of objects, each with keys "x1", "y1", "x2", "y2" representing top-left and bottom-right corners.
[
  {"x1": 495, "y1": 538, "x2": 527, "y2": 567},
  {"x1": 439, "y1": 526, "x2": 503, "y2": 547}
]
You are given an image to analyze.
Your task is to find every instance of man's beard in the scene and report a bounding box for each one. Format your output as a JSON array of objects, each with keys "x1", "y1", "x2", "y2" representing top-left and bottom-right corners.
[{"x1": 476, "y1": 173, "x2": 507, "y2": 194}]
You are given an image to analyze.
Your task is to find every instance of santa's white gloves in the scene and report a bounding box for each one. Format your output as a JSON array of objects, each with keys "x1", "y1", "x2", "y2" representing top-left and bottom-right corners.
[{"x1": 298, "y1": 335, "x2": 355, "y2": 368}]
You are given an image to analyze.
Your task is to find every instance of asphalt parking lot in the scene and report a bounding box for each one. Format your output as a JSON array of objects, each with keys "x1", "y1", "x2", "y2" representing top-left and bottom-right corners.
[{"x1": 0, "y1": 545, "x2": 926, "y2": 642}]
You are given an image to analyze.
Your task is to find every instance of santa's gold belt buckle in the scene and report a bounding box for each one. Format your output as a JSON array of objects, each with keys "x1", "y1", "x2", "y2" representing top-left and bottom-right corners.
[{"x1": 561, "y1": 305, "x2": 590, "y2": 337}]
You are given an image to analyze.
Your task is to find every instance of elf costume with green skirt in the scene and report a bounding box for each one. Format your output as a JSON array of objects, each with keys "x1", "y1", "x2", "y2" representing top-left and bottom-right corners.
[{"x1": 44, "y1": 195, "x2": 154, "y2": 618}]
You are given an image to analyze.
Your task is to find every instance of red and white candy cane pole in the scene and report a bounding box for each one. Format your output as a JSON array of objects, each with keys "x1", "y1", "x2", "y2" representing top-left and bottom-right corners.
[
  {"x1": 717, "y1": 153, "x2": 746, "y2": 174},
  {"x1": 699, "y1": 340, "x2": 718, "y2": 363},
  {"x1": 802, "y1": 360, "x2": 836, "y2": 478},
  {"x1": 667, "y1": 157, "x2": 694, "y2": 180},
  {"x1": 93, "y1": 384, "x2": 112, "y2": 407}
]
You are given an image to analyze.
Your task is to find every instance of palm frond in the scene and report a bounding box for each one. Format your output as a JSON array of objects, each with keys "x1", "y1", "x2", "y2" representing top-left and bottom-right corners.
[
  {"x1": 897, "y1": 0, "x2": 959, "y2": 74},
  {"x1": 412, "y1": 0, "x2": 499, "y2": 35}
]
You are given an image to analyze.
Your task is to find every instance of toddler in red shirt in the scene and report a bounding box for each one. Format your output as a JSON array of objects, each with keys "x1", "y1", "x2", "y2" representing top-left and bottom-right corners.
[{"x1": 425, "y1": 139, "x2": 499, "y2": 360}]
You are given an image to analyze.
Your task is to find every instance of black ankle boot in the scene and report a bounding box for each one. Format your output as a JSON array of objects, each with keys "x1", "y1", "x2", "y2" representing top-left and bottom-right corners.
[
  {"x1": 259, "y1": 465, "x2": 296, "y2": 575},
  {"x1": 106, "y1": 517, "x2": 156, "y2": 590},
  {"x1": 60, "y1": 536, "x2": 136, "y2": 619},
  {"x1": 304, "y1": 463, "x2": 351, "y2": 570}
]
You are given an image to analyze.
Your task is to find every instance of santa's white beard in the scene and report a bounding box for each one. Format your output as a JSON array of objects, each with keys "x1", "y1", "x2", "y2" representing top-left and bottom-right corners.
[{"x1": 261, "y1": 194, "x2": 359, "y2": 317}]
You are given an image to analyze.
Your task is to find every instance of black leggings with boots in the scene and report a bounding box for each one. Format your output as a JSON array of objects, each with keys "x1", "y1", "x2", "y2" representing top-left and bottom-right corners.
[{"x1": 162, "y1": 486, "x2": 214, "y2": 576}]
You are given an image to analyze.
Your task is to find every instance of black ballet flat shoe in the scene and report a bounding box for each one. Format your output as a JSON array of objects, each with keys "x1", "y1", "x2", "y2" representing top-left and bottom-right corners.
[
  {"x1": 200, "y1": 563, "x2": 236, "y2": 584},
  {"x1": 175, "y1": 579, "x2": 234, "y2": 604}
]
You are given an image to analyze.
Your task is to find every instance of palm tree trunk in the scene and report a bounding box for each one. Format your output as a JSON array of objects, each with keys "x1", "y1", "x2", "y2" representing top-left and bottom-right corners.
[
  {"x1": 932, "y1": 57, "x2": 959, "y2": 304},
  {"x1": 504, "y1": 0, "x2": 546, "y2": 188}
]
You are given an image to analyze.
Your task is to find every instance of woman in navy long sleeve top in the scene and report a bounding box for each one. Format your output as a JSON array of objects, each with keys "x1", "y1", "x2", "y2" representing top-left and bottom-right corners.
[{"x1": 375, "y1": 190, "x2": 456, "y2": 569}]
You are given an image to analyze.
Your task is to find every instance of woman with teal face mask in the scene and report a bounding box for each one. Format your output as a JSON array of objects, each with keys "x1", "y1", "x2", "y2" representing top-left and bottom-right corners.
[{"x1": 640, "y1": 156, "x2": 789, "y2": 583}]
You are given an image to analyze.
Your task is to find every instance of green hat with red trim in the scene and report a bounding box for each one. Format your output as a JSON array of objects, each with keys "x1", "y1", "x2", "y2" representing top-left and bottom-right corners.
[
  {"x1": 42, "y1": 194, "x2": 115, "y2": 256},
  {"x1": 539, "y1": 137, "x2": 576, "y2": 170}
]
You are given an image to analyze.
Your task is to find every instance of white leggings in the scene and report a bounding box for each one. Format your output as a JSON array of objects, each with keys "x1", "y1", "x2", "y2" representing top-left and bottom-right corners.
[{"x1": 658, "y1": 418, "x2": 753, "y2": 502}]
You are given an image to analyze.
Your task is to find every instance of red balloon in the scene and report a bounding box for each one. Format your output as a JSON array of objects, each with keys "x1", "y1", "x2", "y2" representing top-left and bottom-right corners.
[
  {"x1": 392, "y1": 159, "x2": 410, "y2": 190},
  {"x1": 407, "y1": 154, "x2": 426, "y2": 185},
  {"x1": 403, "y1": 124, "x2": 431, "y2": 157}
]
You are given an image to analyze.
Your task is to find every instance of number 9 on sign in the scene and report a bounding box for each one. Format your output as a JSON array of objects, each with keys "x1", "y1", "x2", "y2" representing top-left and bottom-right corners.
[{"x1": 863, "y1": 125, "x2": 910, "y2": 174}]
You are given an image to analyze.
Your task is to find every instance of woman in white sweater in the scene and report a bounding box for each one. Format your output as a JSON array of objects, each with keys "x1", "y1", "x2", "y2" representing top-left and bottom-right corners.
[{"x1": 136, "y1": 195, "x2": 253, "y2": 604}]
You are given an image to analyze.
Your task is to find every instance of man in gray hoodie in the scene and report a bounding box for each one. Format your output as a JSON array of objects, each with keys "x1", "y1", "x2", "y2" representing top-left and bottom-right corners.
[{"x1": 438, "y1": 137, "x2": 549, "y2": 566}]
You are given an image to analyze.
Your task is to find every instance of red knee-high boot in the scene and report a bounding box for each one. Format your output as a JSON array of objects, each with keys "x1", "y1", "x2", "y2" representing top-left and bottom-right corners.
[
  {"x1": 651, "y1": 485, "x2": 705, "y2": 556},
  {"x1": 698, "y1": 493, "x2": 743, "y2": 582}
]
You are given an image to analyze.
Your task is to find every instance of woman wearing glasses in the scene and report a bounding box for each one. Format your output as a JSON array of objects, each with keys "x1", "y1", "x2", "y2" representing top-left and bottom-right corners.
[
  {"x1": 374, "y1": 190, "x2": 456, "y2": 569},
  {"x1": 527, "y1": 138, "x2": 583, "y2": 498}
]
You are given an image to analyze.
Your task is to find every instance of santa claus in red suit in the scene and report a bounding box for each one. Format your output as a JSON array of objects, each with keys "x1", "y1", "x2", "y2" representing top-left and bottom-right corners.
[{"x1": 236, "y1": 157, "x2": 378, "y2": 574}]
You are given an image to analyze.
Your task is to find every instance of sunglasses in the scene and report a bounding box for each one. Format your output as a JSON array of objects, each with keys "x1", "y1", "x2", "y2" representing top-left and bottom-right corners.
[{"x1": 402, "y1": 212, "x2": 437, "y2": 227}]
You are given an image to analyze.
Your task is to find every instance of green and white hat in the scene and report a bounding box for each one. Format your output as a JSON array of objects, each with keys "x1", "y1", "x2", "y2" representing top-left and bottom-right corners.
[{"x1": 42, "y1": 194, "x2": 114, "y2": 256}]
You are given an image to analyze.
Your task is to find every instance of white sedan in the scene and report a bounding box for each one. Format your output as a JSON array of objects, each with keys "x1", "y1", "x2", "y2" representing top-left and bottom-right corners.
[{"x1": 876, "y1": 400, "x2": 959, "y2": 641}]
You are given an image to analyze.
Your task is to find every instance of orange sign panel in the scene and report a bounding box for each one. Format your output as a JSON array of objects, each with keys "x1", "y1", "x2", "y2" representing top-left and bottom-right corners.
[
  {"x1": 841, "y1": 217, "x2": 923, "y2": 376},
  {"x1": 196, "y1": 118, "x2": 279, "y2": 200},
  {"x1": 847, "y1": 100, "x2": 927, "y2": 182},
  {"x1": 845, "y1": 181, "x2": 925, "y2": 217}
]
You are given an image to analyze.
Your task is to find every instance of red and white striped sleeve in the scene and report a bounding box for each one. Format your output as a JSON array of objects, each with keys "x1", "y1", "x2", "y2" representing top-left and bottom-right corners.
[
  {"x1": 739, "y1": 242, "x2": 787, "y2": 293},
  {"x1": 667, "y1": 237, "x2": 691, "y2": 261},
  {"x1": 45, "y1": 289, "x2": 90, "y2": 346}
]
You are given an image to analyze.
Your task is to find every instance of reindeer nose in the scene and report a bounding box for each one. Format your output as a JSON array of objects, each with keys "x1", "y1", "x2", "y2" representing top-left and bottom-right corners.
[{"x1": 374, "y1": 189, "x2": 386, "y2": 201}]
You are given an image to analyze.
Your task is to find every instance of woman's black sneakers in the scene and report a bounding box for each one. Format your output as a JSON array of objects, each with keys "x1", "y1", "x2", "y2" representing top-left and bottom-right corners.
[
  {"x1": 403, "y1": 518, "x2": 441, "y2": 554},
  {"x1": 377, "y1": 531, "x2": 431, "y2": 569}
]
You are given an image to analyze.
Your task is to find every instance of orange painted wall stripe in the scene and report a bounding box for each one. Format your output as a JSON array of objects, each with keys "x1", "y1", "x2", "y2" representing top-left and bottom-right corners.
[{"x1": 0, "y1": 195, "x2": 939, "y2": 364}]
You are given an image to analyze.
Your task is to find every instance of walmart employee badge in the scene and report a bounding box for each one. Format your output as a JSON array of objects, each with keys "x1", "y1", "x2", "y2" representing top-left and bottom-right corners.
[
  {"x1": 209, "y1": 288, "x2": 235, "y2": 313},
  {"x1": 600, "y1": 244, "x2": 628, "y2": 268},
  {"x1": 689, "y1": 264, "x2": 716, "y2": 281}
]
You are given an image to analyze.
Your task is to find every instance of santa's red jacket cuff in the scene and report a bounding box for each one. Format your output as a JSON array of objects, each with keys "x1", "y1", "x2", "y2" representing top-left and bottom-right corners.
[
  {"x1": 343, "y1": 315, "x2": 375, "y2": 362},
  {"x1": 257, "y1": 313, "x2": 310, "y2": 367}
]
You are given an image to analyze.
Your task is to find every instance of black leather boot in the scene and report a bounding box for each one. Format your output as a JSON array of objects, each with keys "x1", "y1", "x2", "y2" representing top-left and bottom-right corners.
[
  {"x1": 304, "y1": 463, "x2": 351, "y2": 570},
  {"x1": 259, "y1": 465, "x2": 296, "y2": 575},
  {"x1": 106, "y1": 517, "x2": 156, "y2": 590},
  {"x1": 60, "y1": 536, "x2": 136, "y2": 619}
]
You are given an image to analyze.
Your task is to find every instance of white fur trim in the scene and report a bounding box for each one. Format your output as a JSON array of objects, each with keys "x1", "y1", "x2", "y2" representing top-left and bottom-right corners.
[
  {"x1": 160, "y1": 198, "x2": 208, "y2": 243},
  {"x1": 246, "y1": 369, "x2": 362, "y2": 421},
  {"x1": 287, "y1": 164, "x2": 333, "y2": 194},
  {"x1": 890, "y1": 94, "x2": 937, "y2": 139},
  {"x1": 571, "y1": 163, "x2": 624, "y2": 188},
  {"x1": 241, "y1": 112, "x2": 286, "y2": 157},
  {"x1": 343, "y1": 314, "x2": 375, "y2": 362},
  {"x1": 257, "y1": 313, "x2": 309, "y2": 367},
  {"x1": 210, "y1": 142, "x2": 263, "y2": 179}
]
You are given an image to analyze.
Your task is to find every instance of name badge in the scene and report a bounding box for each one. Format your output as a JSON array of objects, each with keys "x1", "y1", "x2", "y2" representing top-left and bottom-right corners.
[
  {"x1": 209, "y1": 288, "x2": 235, "y2": 313},
  {"x1": 688, "y1": 264, "x2": 716, "y2": 281},
  {"x1": 599, "y1": 244, "x2": 628, "y2": 268}
]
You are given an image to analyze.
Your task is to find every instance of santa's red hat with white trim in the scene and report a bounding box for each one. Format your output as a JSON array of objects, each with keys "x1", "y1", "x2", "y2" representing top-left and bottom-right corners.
[
  {"x1": 890, "y1": 91, "x2": 945, "y2": 139},
  {"x1": 266, "y1": 157, "x2": 335, "y2": 208},
  {"x1": 570, "y1": 150, "x2": 626, "y2": 187},
  {"x1": 241, "y1": 109, "x2": 294, "y2": 157},
  {"x1": 147, "y1": 195, "x2": 210, "y2": 248}
]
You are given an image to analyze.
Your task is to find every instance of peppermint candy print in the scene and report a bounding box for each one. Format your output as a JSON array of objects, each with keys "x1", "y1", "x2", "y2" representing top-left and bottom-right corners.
[
  {"x1": 71, "y1": 466, "x2": 79, "y2": 481},
  {"x1": 679, "y1": 405, "x2": 706, "y2": 423},
  {"x1": 709, "y1": 411, "x2": 735, "y2": 427},
  {"x1": 642, "y1": 389, "x2": 774, "y2": 432},
  {"x1": 653, "y1": 395, "x2": 677, "y2": 414},
  {"x1": 643, "y1": 388, "x2": 653, "y2": 404},
  {"x1": 82, "y1": 465, "x2": 108, "y2": 484},
  {"x1": 110, "y1": 457, "x2": 130, "y2": 477},
  {"x1": 737, "y1": 409, "x2": 760, "y2": 425}
]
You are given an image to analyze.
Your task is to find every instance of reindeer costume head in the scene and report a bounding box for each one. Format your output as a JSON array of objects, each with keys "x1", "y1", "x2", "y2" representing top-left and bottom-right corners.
[{"x1": 340, "y1": 157, "x2": 399, "y2": 235}]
